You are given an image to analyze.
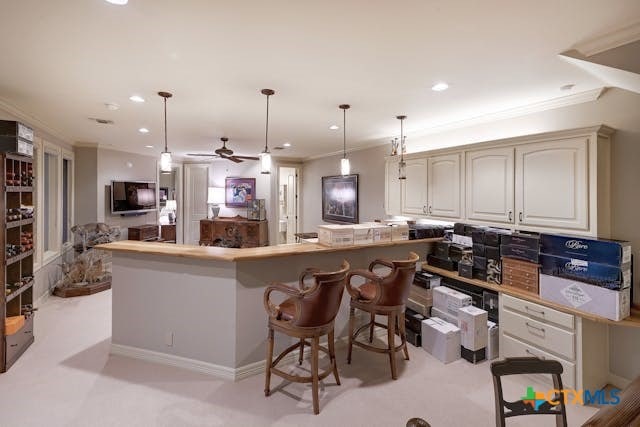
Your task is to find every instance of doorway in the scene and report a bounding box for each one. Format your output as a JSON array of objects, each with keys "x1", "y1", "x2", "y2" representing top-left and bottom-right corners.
[{"x1": 277, "y1": 166, "x2": 300, "y2": 244}]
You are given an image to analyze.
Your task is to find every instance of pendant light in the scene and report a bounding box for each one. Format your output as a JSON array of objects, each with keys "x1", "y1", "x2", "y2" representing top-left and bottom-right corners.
[
  {"x1": 397, "y1": 115, "x2": 407, "y2": 180},
  {"x1": 339, "y1": 104, "x2": 351, "y2": 175},
  {"x1": 158, "y1": 91, "x2": 173, "y2": 173},
  {"x1": 260, "y1": 89, "x2": 275, "y2": 174}
]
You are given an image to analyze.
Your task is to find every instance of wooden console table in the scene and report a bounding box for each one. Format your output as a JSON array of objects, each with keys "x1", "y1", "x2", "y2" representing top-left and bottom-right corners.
[{"x1": 199, "y1": 216, "x2": 268, "y2": 248}]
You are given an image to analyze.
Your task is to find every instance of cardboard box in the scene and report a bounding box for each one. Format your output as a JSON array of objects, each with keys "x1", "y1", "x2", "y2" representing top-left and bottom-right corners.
[
  {"x1": 369, "y1": 224, "x2": 392, "y2": 242},
  {"x1": 539, "y1": 274, "x2": 631, "y2": 321},
  {"x1": 5, "y1": 315, "x2": 25, "y2": 335},
  {"x1": 487, "y1": 321, "x2": 499, "y2": 360},
  {"x1": 540, "y1": 254, "x2": 631, "y2": 290},
  {"x1": 410, "y1": 284, "x2": 433, "y2": 306},
  {"x1": 540, "y1": 234, "x2": 632, "y2": 267},
  {"x1": 317, "y1": 225, "x2": 353, "y2": 247},
  {"x1": 405, "y1": 308, "x2": 427, "y2": 333},
  {"x1": 458, "y1": 305, "x2": 488, "y2": 351},
  {"x1": 421, "y1": 317, "x2": 461, "y2": 364},
  {"x1": 433, "y1": 286, "x2": 472, "y2": 317},
  {"x1": 390, "y1": 223, "x2": 409, "y2": 241},
  {"x1": 414, "y1": 271, "x2": 441, "y2": 289},
  {"x1": 431, "y1": 306, "x2": 458, "y2": 325},
  {"x1": 461, "y1": 346, "x2": 486, "y2": 364},
  {"x1": 352, "y1": 224, "x2": 374, "y2": 245},
  {"x1": 407, "y1": 297, "x2": 431, "y2": 317}
]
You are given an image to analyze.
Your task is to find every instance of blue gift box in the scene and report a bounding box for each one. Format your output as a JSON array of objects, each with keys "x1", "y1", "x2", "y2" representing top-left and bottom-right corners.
[
  {"x1": 540, "y1": 234, "x2": 631, "y2": 267},
  {"x1": 539, "y1": 254, "x2": 631, "y2": 290}
]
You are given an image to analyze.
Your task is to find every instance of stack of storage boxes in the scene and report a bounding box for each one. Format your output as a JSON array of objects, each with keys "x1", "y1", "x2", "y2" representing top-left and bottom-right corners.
[
  {"x1": 318, "y1": 222, "x2": 408, "y2": 247},
  {"x1": 500, "y1": 233, "x2": 540, "y2": 295},
  {"x1": 539, "y1": 234, "x2": 632, "y2": 321},
  {"x1": 407, "y1": 271, "x2": 440, "y2": 316}
]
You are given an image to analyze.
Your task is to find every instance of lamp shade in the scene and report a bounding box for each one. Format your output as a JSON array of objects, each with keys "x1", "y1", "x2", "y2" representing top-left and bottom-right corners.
[
  {"x1": 207, "y1": 187, "x2": 225, "y2": 204},
  {"x1": 165, "y1": 200, "x2": 177, "y2": 211},
  {"x1": 160, "y1": 151, "x2": 172, "y2": 172}
]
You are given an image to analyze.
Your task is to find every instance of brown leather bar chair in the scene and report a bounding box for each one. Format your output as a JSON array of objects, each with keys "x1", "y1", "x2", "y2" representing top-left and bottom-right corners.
[
  {"x1": 491, "y1": 357, "x2": 568, "y2": 427},
  {"x1": 263, "y1": 260, "x2": 350, "y2": 415},
  {"x1": 346, "y1": 251, "x2": 419, "y2": 380}
]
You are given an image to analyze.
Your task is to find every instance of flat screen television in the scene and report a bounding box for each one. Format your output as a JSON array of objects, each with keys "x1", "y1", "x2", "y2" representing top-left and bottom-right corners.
[{"x1": 111, "y1": 180, "x2": 157, "y2": 215}]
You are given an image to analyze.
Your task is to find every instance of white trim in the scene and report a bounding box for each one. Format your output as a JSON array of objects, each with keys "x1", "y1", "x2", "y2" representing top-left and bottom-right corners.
[
  {"x1": 572, "y1": 21, "x2": 640, "y2": 56},
  {"x1": 35, "y1": 289, "x2": 51, "y2": 308},
  {"x1": 607, "y1": 372, "x2": 632, "y2": 389},
  {"x1": 0, "y1": 96, "x2": 73, "y2": 144}
]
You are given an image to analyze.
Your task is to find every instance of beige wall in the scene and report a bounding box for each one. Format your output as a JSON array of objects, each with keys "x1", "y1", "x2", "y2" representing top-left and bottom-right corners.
[
  {"x1": 300, "y1": 87, "x2": 640, "y2": 381},
  {"x1": 74, "y1": 147, "x2": 98, "y2": 225}
]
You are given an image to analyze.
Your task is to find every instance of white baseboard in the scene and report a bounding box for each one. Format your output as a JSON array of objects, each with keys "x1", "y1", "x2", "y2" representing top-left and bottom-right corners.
[{"x1": 607, "y1": 372, "x2": 632, "y2": 389}]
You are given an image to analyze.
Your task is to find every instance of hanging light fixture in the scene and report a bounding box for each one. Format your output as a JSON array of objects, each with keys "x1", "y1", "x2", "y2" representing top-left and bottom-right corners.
[
  {"x1": 158, "y1": 91, "x2": 173, "y2": 173},
  {"x1": 397, "y1": 115, "x2": 407, "y2": 180},
  {"x1": 260, "y1": 89, "x2": 275, "y2": 174},
  {"x1": 339, "y1": 104, "x2": 351, "y2": 175}
]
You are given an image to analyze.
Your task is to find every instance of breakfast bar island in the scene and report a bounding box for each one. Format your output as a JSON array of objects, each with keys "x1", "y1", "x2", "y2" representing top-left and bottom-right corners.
[{"x1": 97, "y1": 238, "x2": 438, "y2": 380}]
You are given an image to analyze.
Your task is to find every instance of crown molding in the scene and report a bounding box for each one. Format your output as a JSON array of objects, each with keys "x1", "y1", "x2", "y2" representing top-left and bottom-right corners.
[
  {"x1": 572, "y1": 21, "x2": 640, "y2": 56},
  {"x1": 74, "y1": 141, "x2": 100, "y2": 148},
  {"x1": 0, "y1": 96, "x2": 73, "y2": 144}
]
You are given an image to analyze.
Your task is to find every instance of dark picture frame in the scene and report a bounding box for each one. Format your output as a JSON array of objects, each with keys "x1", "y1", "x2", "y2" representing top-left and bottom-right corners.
[
  {"x1": 321, "y1": 174, "x2": 359, "y2": 224},
  {"x1": 225, "y1": 177, "x2": 256, "y2": 207},
  {"x1": 159, "y1": 187, "x2": 169, "y2": 202}
]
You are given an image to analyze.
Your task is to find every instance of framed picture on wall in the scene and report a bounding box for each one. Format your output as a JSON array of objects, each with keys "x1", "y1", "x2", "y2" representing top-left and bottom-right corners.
[
  {"x1": 225, "y1": 177, "x2": 256, "y2": 207},
  {"x1": 321, "y1": 174, "x2": 359, "y2": 224},
  {"x1": 159, "y1": 187, "x2": 169, "y2": 202}
]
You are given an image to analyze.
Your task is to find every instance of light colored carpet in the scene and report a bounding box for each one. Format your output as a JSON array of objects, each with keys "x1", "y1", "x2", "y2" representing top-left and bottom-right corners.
[{"x1": 0, "y1": 290, "x2": 597, "y2": 426}]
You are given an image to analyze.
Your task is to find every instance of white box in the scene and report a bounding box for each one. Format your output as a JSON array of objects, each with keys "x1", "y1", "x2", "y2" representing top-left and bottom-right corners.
[
  {"x1": 458, "y1": 306, "x2": 488, "y2": 351},
  {"x1": 421, "y1": 317, "x2": 461, "y2": 364},
  {"x1": 487, "y1": 321, "x2": 499, "y2": 360},
  {"x1": 317, "y1": 225, "x2": 354, "y2": 247},
  {"x1": 431, "y1": 306, "x2": 458, "y2": 326},
  {"x1": 539, "y1": 274, "x2": 631, "y2": 321},
  {"x1": 352, "y1": 224, "x2": 374, "y2": 245},
  {"x1": 368, "y1": 224, "x2": 392, "y2": 242},
  {"x1": 433, "y1": 286, "x2": 472, "y2": 318},
  {"x1": 390, "y1": 224, "x2": 409, "y2": 241}
]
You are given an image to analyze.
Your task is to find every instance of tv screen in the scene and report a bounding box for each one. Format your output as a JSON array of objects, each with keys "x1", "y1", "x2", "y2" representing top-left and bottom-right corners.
[{"x1": 111, "y1": 181, "x2": 157, "y2": 214}]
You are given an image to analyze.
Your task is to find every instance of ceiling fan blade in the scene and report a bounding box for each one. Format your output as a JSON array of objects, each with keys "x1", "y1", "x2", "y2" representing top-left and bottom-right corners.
[
  {"x1": 224, "y1": 155, "x2": 244, "y2": 163},
  {"x1": 186, "y1": 153, "x2": 218, "y2": 157},
  {"x1": 233, "y1": 155, "x2": 260, "y2": 161}
]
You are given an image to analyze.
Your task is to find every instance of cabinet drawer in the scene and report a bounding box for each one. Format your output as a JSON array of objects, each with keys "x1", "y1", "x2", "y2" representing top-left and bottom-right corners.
[
  {"x1": 501, "y1": 294, "x2": 574, "y2": 330},
  {"x1": 501, "y1": 333, "x2": 576, "y2": 389},
  {"x1": 501, "y1": 308, "x2": 575, "y2": 360},
  {"x1": 5, "y1": 315, "x2": 34, "y2": 366}
]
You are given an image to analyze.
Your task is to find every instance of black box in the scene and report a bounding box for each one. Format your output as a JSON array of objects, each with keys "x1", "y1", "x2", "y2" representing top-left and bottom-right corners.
[
  {"x1": 405, "y1": 308, "x2": 426, "y2": 333},
  {"x1": 454, "y1": 223, "x2": 466, "y2": 235},
  {"x1": 485, "y1": 228, "x2": 511, "y2": 247},
  {"x1": 461, "y1": 346, "x2": 486, "y2": 364},
  {"x1": 409, "y1": 224, "x2": 446, "y2": 240},
  {"x1": 435, "y1": 241, "x2": 453, "y2": 259},
  {"x1": 0, "y1": 120, "x2": 34, "y2": 157},
  {"x1": 406, "y1": 328, "x2": 421, "y2": 347},
  {"x1": 500, "y1": 245, "x2": 539, "y2": 263},
  {"x1": 473, "y1": 243, "x2": 486, "y2": 257},
  {"x1": 471, "y1": 227, "x2": 488, "y2": 244},
  {"x1": 472, "y1": 269, "x2": 487, "y2": 281},
  {"x1": 487, "y1": 259, "x2": 502, "y2": 285},
  {"x1": 414, "y1": 271, "x2": 441, "y2": 289},
  {"x1": 427, "y1": 254, "x2": 458, "y2": 271},
  {"x1": 450, "y1": 244, "x2": 473, "y2": 263},
  {"x1": 464, "y1": 225, "x2": 476, "y2": 237},
  {"x1": 501, "y1": 233, "x2": 540, "y2": 250},
  {"x1": 486, "y1": 246, "x2": 500, "y2": 261},
  {"x1": 473, "y1": 255, "x2": 487, "y2": 271},
  {"x1": 482, "y1": 291, "x2": 499, "y2": 323},
  {"x1": 458, "y1": 262, "x2": 473, "y2": 279}
]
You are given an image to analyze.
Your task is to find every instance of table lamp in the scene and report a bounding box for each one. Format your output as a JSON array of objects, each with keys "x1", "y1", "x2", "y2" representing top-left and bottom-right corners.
[
  {"x1": 207, "y1": 187, "x2": 225, "y2": 218},
  {"x1": 165, "y1": 199, "x2": 177, "y2": 223}
]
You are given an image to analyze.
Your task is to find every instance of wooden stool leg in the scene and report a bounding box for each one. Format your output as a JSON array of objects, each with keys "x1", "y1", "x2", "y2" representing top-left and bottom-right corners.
[
  {"x1": 311, "y1": 336, "x2": 320, "y2": 415},
  {"x1": 388, "y1": 313, "x2": 397, "y2": 380},
  {"x1": 369, "y1": 312, "x2": 375, "y2": 343},
  {"x1": 400, "y1": 312, "x2": 410, "y2": 361},
  {"x1": 328, "y1": 328, "x2": 341, "y2": 385},
  {"x1": 298, "y1": 338, "x2": 305, "y2": 365},
  {"x1": 347, "y1": 306, "x2": 355, "y2": 364},
  {"x1": 265, "y1": 327, "x2": 274, "y2": 396}
]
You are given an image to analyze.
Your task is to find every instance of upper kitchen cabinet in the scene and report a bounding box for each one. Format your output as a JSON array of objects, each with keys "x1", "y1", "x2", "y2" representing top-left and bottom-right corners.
[
  {"x1": 427, "y1": 153, "x2": 462, "y2": 218},
  {"x1": 401, "y1": 157, "x2": 428, "y2": 215},
  {"x1": 466, "y1": 147, "x2": 515, "y2": 224},
  {"x1": 515, "y1": 137, "x2": 589, "y2": 230},
  {"x1": 384, "y1": 157, "x2": 402, "y2": 215}
]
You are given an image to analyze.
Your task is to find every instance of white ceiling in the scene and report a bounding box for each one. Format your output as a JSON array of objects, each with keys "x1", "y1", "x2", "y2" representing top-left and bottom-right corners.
[{"x1": 0, "y1": 0, "x2": 639, "y2": 160}]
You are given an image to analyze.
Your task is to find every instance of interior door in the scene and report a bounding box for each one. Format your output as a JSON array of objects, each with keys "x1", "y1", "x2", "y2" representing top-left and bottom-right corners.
[
  {"x1": 427, "y1": 153, "x2": 462, "y2": 218},
  {"x1": 466, "y1": 147, "x2": 515, "y2": 224},
  {"x1": 184, "y1": 164, "x2": 209, "y2": 245}
]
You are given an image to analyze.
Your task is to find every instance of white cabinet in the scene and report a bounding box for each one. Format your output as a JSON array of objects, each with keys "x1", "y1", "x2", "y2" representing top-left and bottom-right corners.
[
  {"x1": 515, "y1": 137, "x2": 588, "y2": 230},
  {"x1": 384, "y1": 158, "x2": 402, "y2": 215},
  {"x1": 401, "y1": 157, "x2": 428, "y2": 215},
  {"x1": 466, "y1": 147, "x2": 515, "y2": 224},
  {"x1": 427, "y1": 153, "x2": 462, "y2": 218}
]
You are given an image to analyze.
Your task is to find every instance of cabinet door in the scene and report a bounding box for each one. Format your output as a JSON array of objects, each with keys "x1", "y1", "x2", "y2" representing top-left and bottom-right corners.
[
  {"x1": 466, "y1": 147, "x2": 515, "y2": 223},
  {"x1": 515, "y1": 137, "x2": 588, "y2": 230},
  {"x1": 427, "y1": 153, "x2": 461, "y2": 218},
  {"x1": 385, "y1": 158, "x2": 402, "y2": 215},
  {"x1": 401, "y1": 158, "x2": 428, "y2": 215}
]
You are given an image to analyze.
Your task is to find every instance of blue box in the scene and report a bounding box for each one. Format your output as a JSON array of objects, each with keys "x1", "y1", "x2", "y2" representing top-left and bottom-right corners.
[
  {"x1": 539, "y1": 254, "x2": 631, "y2": 290},
  {"x1": 540, "y1": 234, "x2": 631, "y2": 267}
]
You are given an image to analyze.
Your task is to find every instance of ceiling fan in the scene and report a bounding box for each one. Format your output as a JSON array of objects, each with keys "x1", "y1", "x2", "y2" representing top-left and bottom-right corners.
[{"x1": 187, "y1": 137, "x2": 259, "y2": 163}]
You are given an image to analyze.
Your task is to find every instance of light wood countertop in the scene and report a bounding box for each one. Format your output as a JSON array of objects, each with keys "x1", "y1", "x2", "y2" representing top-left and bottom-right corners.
[{"x1": 96, "y1": 238, "x2": 441, "y2": 262}]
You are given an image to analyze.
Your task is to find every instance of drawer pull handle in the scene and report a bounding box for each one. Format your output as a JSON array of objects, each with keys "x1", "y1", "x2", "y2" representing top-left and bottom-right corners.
[
  {"x1": 526, "y1": 322, "x2": 545, "y2": 333},
  {"x1": 525, "y1": 306, "x2": 545, "y2": 316},
  {"x1": 24, "y1": 330, "x2": 32, "y2": 334},
  {"x1": 525, "y1": 349, "x2": 545, "y2": 360},
  {"x1": 9, "y1": 343, "x2": 18, "y2": 347}
]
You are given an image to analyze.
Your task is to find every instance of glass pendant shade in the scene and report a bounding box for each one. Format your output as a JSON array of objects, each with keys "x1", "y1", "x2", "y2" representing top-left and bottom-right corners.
[
  {"x1": 158, "y1": 91, "x2": 173, "y2": 174},
  {"x1": 260, "y1": 150, "x2": 272, "y2": 174},
  {"x1": 260, "y1": 89, "x2": 275, "y2": 175},
  {"x1": 160, "y1": 151, "x2": 172, "y2": 172},
  {"x1": 398, "y1": 160, "x2": 407, "y2": 180},
  {"x1": 341, "y1": 157, "x2": 351, "y2": 175}
]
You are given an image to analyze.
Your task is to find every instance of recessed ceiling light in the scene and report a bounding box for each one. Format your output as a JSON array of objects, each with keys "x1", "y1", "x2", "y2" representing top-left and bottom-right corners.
[
  {"x1": 329, "y1": 125, "x2": 339, "y2": 130},
  {"x1": 129, "y1": 95, "x2": 145, "y2": 103},
  {"x1": 560, "y1": 84, "x2": 575, "y2": 91},
  {"x1": 144, "y1": 145, "x2": 154, "y2": 148},
  {"x1": 138, "y1": 127, "x2": 149, "y2": 133},
  {"x1": 105, "y1": 0, "x2": 128, "y2": 5},
  {"x1": 283, "y1": 142, "x2": 291, "y2": 147},
  {"x1": 105, "y1": 102, "x2": 120, "y2": 111},
  {"x1": 431, "y1": 82, "x2": 449, "y2": 92}
]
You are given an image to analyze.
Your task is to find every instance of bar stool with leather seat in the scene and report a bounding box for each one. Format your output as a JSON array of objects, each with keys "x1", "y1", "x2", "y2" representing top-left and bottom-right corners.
[
  {"x1": 346, "y1": 252, "x2": 419, "y2": 380},
  {"x1": 263, "y1": 260, "x2": 350, "y2": 415}
]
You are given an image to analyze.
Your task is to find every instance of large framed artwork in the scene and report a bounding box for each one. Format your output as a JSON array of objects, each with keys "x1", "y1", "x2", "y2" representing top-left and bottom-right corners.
[
  {"x1": 321, "y1": 174, "x2": 359, "y2": 224},
  {"x1": 225, "y1": 177, "x2": 256, "y2": 207}
]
